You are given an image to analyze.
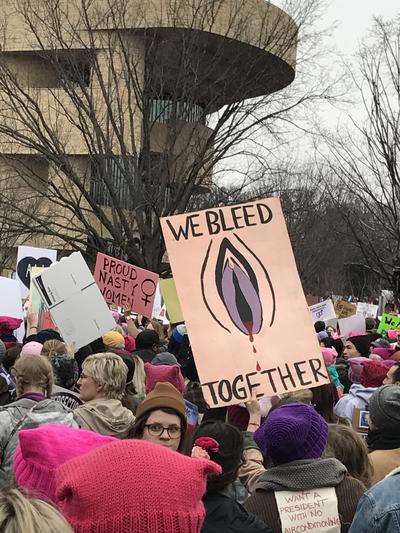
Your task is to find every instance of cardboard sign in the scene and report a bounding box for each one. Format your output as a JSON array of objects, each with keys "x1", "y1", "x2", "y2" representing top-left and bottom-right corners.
[
  {"x1": 159, "y1": 278, "x2": 184, "y2": 324},
  {"x1": 274, "y1": 487, "x2": 340, "y2": 533},
  {"x1": 0, "y1": 277, "x2": 23, "y2": 320},
  {"x1": 352, "y1": 407, "x2": 369, "y2": 436},
  {"x1": 30, "y1": 266, "x2": 58, "y2": 331},
  {"x1": 32, "y1": 253, "x2": 115, "y2": 349},
  {"x1": 16, "y1": 245, "x2": 57, "y2": 298},
  {"x1": 309, "y1": 299, "x2": 336, "y2": 323},
  {"x1": 338, "y1": 314, "x2": 366, "y2": 339},
  {"x1": 334, "y1": 300, "x2": 356, "y2": 319},
  {"x1": 94, "y1": 253, "x2": 159, "y2": 318},
  {"x1": 161, "y1": 198, "x2": 328, "y2": 407},
  {"x1": 356, "y1": 302, "x2": 378, "y2": 319},
  {"x1": 377, "y1": 313, "x2": 400, "y2": 334}
]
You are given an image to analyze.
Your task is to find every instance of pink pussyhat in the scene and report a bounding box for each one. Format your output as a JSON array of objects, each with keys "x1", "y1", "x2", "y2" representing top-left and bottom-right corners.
[
  {"x1": 321, "y1": 347, "x2": 338, "y2": 366},
  {"x1": 387, "y1": 330, "x2": 399, "y2": 342},
  {"x1": 14, "y1": 425, "x2": 115, "y2": 503},
  {"x1": 20, "y1": 341, "x2": 43, "y2": 356}
]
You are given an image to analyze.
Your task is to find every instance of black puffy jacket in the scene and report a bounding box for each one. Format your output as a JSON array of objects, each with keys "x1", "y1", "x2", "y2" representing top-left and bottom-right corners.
[{"x1": 202, "y1": 492, "x2": 272, "y2": 533}]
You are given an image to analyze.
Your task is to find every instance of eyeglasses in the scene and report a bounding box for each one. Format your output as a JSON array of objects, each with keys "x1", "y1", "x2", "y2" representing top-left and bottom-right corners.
[{"x1": 144, "y1": 423, "x2": 181, "y2": 439}]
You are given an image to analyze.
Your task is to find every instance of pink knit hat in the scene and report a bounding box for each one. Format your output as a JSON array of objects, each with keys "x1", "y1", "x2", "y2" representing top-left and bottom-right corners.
[
  {"x1": 321, "y1": 347, "x2": 337, "y2": 366},
  {"x1": 387, "y1": 330, "x2": 399, "y2": 341},
  {"x1": 348, "y1": 357, "x2": 366, "y2": 384},
  {"x1": 21, "y1": 341, "x2": 43, "y2": 356},
  {"x1": 371, "y1": 347, "x2": 394, "y2": 360},
  {"x1": 14, "y1": 425, "x2": 115, "y2": 503},
  {"x1": 124, "y1": 334, "x2": 136, "y2": 353},
  {"x1": 56, "y1": 439, "x2": 221, "y2": 533},
  {"x1": 145, "y1": 362, "x2": 185, "y2": 393}
]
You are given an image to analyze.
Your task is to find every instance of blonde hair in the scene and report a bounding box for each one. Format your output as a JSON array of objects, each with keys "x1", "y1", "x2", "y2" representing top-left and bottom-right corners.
[
  {"x1": 132, "y1": 354, "x2": 146, "y2": 398},
  {"x1": 325, "y1": 424, "x2": 373, "y2": 488},
  {"x1": 0, "y1": 487, "x2": 73, "y2": 533},
  {"x1": 41, "y1": 340, "x2": 67, "y2": 358},
  {"x1": 282, "y1": 389, "x2": 313, "y2": 404},
  {"x1": 148, "y1": 319, "x2": 165, "y2": 341},
  {"x1": 82, "y1": 353, "x2": 127, "y2": 400},
  {"x1": 12, "y1": 355, "x2": 53, "y2": 397}
]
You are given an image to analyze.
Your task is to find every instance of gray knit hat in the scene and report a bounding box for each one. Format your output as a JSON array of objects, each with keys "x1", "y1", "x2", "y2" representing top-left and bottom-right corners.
[
  {"x1": 369, "y1": 385, "x2": 400, "y2": 431},
  {"x1": 0, "y1": 340, "x2": 6, "y2": 363},
  {"x1": 151, "y1": 352, "x2": 179, "y2": 366}
]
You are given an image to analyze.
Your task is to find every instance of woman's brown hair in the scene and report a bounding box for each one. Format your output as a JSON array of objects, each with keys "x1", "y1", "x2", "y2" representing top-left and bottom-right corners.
[
  {"x1": 325, "y1": 424, "x2": 373, "y2": 488},
  {"x1": 12, "y1": 355, "x2": 54, "y2": 397},
  {"x1": 130, "y1": 407, "x2": 188, "y2": 453}
]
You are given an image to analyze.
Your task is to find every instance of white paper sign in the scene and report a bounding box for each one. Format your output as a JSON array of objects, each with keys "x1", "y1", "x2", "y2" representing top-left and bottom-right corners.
[
  {"x1": 16, "y1": 245, "x2": 57, "y2": 298},
  {"x1": 151, "y1": 284, "x2": 162, "y2": 318},
  {"x1": 0, "y1": 277, "x2": 23, "y2": 320},
  {"x1": 338, "y1": 314, "x2": 366, "y2": 339},
  {"x1": 275, "y1": 487, "x2": 340, "y2": 533},
  {"x1": 356, "y1": 302, "x2": 378, "y2": 319},
  {"x1": 309, "y1": 299, "x2": 336, "y2": 323},
  {"x1": 32, "y1": 252, "x2": 115, "y2": 349}
]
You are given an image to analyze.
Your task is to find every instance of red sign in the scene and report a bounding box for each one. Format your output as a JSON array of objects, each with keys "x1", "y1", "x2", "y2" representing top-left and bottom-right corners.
[{"x1": 94, "y1": 253, "x2": 159, "y2": 317}]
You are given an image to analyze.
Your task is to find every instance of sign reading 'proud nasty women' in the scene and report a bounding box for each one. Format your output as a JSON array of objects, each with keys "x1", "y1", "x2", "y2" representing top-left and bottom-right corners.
[
  {"x1": 161, "y1": 198, "x2": 329, "y2": 407},
  {"x1": 94, "y1": 253, "x2": 159, "y2": 318}
]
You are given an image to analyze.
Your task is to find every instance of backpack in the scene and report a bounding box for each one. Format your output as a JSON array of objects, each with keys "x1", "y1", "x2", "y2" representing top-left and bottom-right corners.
[{"x1": 0, "y1": 398, "x2": 78, "y2": 488}]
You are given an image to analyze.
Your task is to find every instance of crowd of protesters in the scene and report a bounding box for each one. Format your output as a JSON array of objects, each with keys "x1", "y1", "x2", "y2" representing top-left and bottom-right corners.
[{"x1": 0, "y1": 307, "x2": 400, "y2": 532}]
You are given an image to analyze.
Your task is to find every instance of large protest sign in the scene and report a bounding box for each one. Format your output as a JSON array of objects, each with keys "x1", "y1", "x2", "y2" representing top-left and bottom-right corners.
[
  {"x1": 377, "y1": 313, "x2": 400, "y2": 334},
  {"x1": 32, "y1": 253, "x2": 115, "y2": 349},
  {"x1": 94, "y1": 253, "x2": 158, "y2": 318},
  {"x1": 334, "y1": 300, "x2": 356, "y2": 319},
  {"x1": 161, "y1": 198, "x2": 328, "y2": 407},
  {"x1": 0, "y1": 277, "x2": 23, "y2": 320},
  {"x1": 274, "y1": 488, "x2": 340, "y2": 533},
  {"x1": 309, "y1": 299, "x2": 336, "y2": 323},
  {"x1": 356, "y1": 302, "x2": 378, "y2": 319},
  {"x1": 16, "y1": 245, "x2": 57, "y2": 298},
  {"x1": 338, "y1": 314, "x2": 366, "y2": 339},
  {"x1": 159, "y1": 278, "x2": 184, "y2": 323}
]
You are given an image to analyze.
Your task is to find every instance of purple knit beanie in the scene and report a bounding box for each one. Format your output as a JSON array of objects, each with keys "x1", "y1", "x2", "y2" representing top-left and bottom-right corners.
[{"x1": 254, "y1": 403, "x2": 328, "y2": 465}]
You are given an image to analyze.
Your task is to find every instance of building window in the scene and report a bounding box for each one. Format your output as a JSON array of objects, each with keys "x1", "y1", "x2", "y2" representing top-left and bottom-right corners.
[
  {"x1": 149, "y1": 99, "x2": 205, "y2": 124},
  {"x1": 90, "y1": 157, "x2": 135, "y2": 209}
]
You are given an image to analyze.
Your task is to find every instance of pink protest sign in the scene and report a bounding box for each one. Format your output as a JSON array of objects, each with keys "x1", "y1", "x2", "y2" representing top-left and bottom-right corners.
[{"x1": 94, "y1": 253, "x2": 159, "y2": 317}]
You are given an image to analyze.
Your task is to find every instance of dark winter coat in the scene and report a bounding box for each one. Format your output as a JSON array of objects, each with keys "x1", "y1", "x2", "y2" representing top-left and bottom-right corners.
[{"x1": 202, "y1": 492, "x2": 272, "y2": 533}]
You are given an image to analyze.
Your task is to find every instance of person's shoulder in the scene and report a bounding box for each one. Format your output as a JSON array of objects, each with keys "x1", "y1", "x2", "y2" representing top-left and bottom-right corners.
[
  {"x1": 203, "y1": 494, "x2": 271, "y2": 533},
  {"x1": 359, "y1": 471, "x2": 400, "y2": 515}
]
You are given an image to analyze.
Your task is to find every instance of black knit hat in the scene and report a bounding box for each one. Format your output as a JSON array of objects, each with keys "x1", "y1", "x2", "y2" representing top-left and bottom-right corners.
[{"x1": 347, "y1": 335, "x2": 371, "y2": 358}]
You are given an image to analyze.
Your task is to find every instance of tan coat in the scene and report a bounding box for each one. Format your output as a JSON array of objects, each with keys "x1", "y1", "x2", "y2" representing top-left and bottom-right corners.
[{"x1": 369, "y1": 448, "x2": 400, "y2": 486}]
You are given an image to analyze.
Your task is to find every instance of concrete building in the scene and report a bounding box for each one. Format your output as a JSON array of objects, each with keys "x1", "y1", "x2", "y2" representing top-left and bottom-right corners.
[{"x1": 0, "y1": 0, "x2": 297, "y2": 272}]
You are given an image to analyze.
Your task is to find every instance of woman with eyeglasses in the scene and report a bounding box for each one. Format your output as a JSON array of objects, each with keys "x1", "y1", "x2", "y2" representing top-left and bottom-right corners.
[{"x1": 130, "y1": 382, "x2": 187, "y2": 452}]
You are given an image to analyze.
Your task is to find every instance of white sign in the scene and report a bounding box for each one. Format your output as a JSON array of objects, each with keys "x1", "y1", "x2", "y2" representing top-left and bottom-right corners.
[
  {"x1": 31, "y1": 252, "x2": 115, "y2": 349},
  {"x1": 338, "y1": 314, "x2": 366, "y2": 339},
  {"x1": 151, "y1": 284, "x2": 162, "y2": 318},
  {"x1": 309, "y1": 299, "x2": 336, "y2": 323},
  {"x1": 275, "y1": 487, "x2": 340, "y2": 533},
  {"x1": 356, "y1": 302, "x2": 378, "y2": 319},
  {"x1": 0, "y1": 277, "x2": 23, "y2": 320},
  {"x1": 16, "y1": 245, "x2": 57, "y2": 298}
]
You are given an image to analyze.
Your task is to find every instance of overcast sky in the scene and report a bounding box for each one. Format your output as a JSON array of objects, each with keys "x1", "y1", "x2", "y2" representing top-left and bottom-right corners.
[{"x1": 322, "y1": 0, "x2": 399, "y2": 56}]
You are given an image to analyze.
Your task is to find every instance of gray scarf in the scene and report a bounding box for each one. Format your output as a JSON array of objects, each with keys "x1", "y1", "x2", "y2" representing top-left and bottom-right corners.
[{"x1": 255, "y1": 458, "x2": 347, "y2": 492}]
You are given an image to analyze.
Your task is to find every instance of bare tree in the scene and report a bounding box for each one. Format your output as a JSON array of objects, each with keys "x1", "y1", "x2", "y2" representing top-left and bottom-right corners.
[
  {"x1": 318, "y1": 16, "x2": 400, "y2": 294},
  {"x1": 0, "y1": 0, "x2": 335, "y2": 273}
]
